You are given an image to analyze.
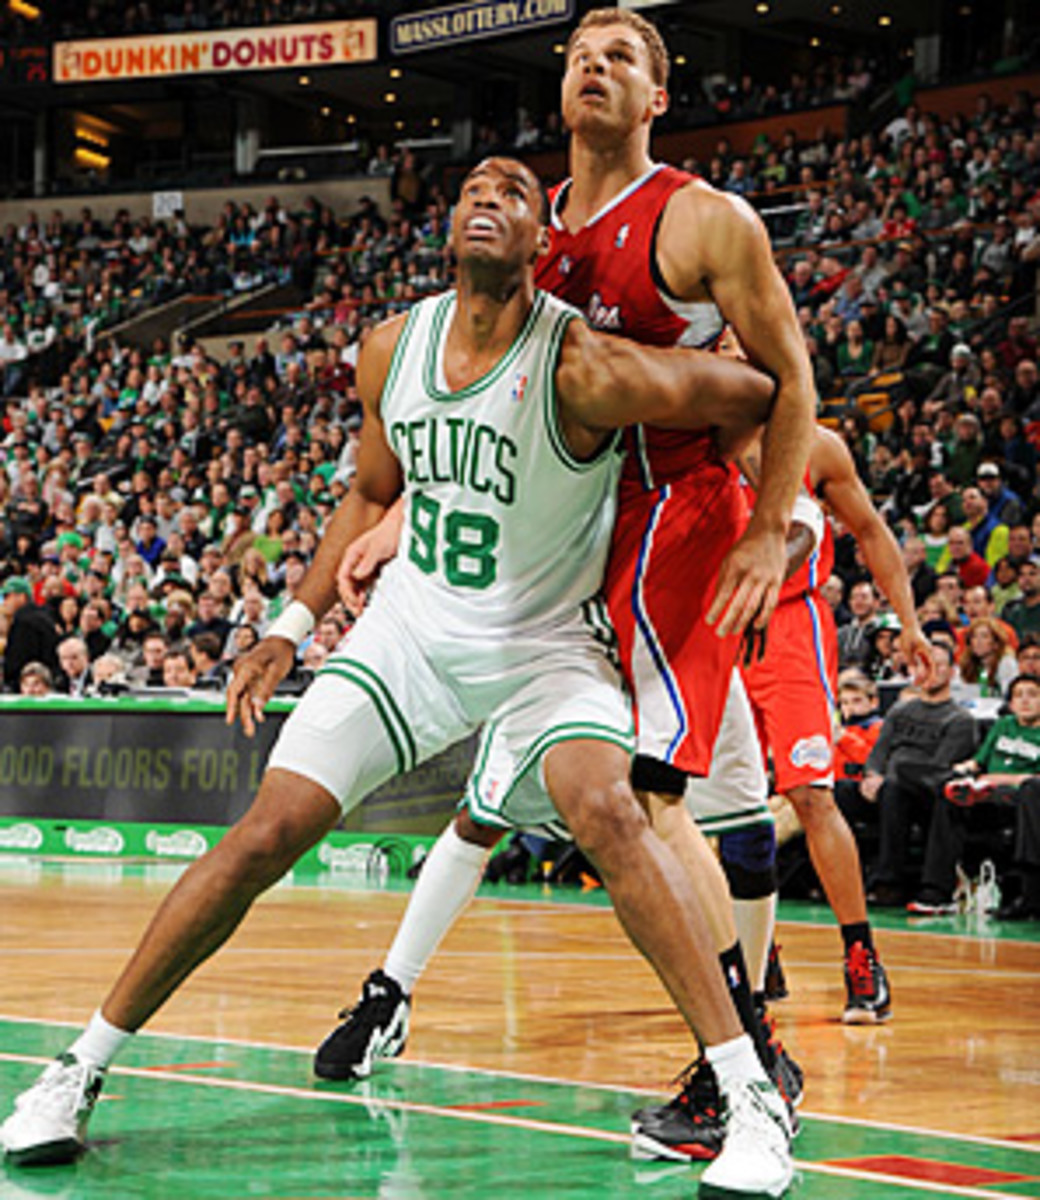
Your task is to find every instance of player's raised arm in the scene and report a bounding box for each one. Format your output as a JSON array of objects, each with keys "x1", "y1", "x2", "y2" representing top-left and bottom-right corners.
[
  {"x1": 554, "y1": 318, "x2": 775, "y2": 454},
  {"x1": 660, "y1": 186, "x2": 816, "y2": 636},
  {"x1": 226, "y1": 315, "x2": 405, "y2": 735}
]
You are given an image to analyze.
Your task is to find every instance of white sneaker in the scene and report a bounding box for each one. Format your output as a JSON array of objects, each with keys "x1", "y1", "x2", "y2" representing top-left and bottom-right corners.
[
  {"x1": 699, "y1": 1078, "x2": 793, "y2": 1198},
  {"x1": 0, "y1": 1053, "x2": 105, "y2": 1166}
]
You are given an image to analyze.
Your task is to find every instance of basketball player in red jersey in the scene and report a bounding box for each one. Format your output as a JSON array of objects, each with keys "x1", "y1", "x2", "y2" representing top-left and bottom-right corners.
[
  {"x1": 316, "y1": 7, "x2": 815, "y2": 1170},
  {"x1": 738, "y1": 427, "x2": 933, "y2": 1022}
]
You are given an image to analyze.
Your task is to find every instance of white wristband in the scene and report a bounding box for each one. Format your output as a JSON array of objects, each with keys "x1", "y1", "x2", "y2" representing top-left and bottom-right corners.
[
  {"x1": 791, "y1": 494, "x2": 825, "y2": 552},
  {"x1": 266, "y1": 600, "x2": 315, "y2": 647}
]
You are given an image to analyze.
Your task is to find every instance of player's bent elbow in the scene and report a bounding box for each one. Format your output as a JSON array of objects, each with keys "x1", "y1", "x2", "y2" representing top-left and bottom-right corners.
[{"x1": 745, "y1": 365, "x2": 779, "y2": 428}]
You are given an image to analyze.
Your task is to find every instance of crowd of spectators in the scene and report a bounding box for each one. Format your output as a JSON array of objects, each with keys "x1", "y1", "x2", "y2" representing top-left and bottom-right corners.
[{"x1": 0, "y1": 78, "x2": 1039, "y2": 914}]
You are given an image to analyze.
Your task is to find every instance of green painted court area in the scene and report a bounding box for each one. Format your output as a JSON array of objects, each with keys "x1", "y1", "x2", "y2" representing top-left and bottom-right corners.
[{"x1": 2, "y1": 1017, "x2": 1039, "y2": 1200}]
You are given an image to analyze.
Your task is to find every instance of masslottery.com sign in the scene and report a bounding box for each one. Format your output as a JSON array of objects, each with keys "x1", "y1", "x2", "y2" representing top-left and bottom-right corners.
[
  {"x1": 54, "y1": 19, "x2": 375, "y2": 84},
  {"x1": 391, "y1": 0, "x2": 573, "y2": 55}
]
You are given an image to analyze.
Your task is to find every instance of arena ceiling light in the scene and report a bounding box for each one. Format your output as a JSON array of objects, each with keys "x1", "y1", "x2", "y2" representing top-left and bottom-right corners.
[
  {"x1": 755, "y1": 2, "x2": 770, "y2": 14},
  {"x1": 384, "y1": 91, "x2": 397, "y2": 103},
  {"x1": 298, "y1": 75, "x2": 311, "y2": 86},
  {"x1": 878, "y1": 14, "x2": 892, "y2": 25}
]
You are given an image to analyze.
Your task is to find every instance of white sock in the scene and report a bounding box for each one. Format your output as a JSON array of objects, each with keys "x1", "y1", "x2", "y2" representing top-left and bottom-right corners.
[
  {"x1": 383, "y1": 823, "x2": 490, "y2": 994},
  {"x1": 706, "y1": 1033, "x2": 769, "y2": 1090},
  {"x1": 732, "y1": 893, "x2": 777, "y2": 994},
  {"x1": 68, "y1": 1010, "x2": 131, "y2": 1071}
]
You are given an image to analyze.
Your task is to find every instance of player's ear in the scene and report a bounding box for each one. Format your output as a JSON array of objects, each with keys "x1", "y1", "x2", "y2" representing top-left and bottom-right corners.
[
  {"x1": 534, "y1": 224, "x2": 551, "y2": 260},
  {"x1": 649, "y1": 86, "x2": 669, "y2": 120}
]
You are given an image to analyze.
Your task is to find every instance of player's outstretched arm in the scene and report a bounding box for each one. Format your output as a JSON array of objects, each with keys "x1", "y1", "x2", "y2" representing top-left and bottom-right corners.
[
  {"x1": 554, "y1": 318, "x2": 775, "y2": 456},
  {"x1": 227, "y1": 316, "x2": 405, "y2": 735},
  {"x1": 814, "y1": 427, "x2": 933, "y2": 685}
]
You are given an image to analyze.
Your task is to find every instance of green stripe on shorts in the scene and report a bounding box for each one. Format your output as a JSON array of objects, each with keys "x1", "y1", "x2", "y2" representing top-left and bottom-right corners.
[
  {"x1": 324, "y1": 656, "x2": 418, "y2": 770},
  {"x1": 318, "y1": 665, "x2": 410, "y2": 776},
  {"x1": 467, "y1": 720, "x2": 636, "y2": 829},
  {"x1": 694, "y1": 808, "x2": 774, "y2": 835}
]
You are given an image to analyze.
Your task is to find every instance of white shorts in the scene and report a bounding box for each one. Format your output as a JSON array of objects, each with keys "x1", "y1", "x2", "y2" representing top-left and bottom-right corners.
[
  {"x1": 267, "y1": 579, "x2": 634, "y2": 829},
  {"x1": 685, "y1": 671, "x2": 771, "y2": 836}
]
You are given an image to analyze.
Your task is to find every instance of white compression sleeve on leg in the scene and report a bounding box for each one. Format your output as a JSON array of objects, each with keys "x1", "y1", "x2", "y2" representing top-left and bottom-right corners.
[
  {"x1": 383, "y1": 823, "x2": 490, "y2": 994},
  {"x1": 732, "y1": 893, "x2": 777, "y2": 994}
]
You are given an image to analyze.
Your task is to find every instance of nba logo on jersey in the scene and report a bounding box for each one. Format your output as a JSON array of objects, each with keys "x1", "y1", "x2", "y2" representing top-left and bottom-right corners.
[
  {"x1": 510, "y1": 373, "x2": 528, "y2": 404},
  {"x1": 559, "y1": 255, "x2": 572, "y2": 276},
  {"x1": 615, "y1": 224, "x2": 630, "y2": 249}
]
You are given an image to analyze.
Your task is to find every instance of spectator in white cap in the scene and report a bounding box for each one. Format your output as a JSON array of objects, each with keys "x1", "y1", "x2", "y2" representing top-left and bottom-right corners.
[
  {"x1": 923, "y1": 341, "x2": 982, "y2": 412},
  {"x1": 977, "y1": 461, "x2": 1024, "y2": 527}
]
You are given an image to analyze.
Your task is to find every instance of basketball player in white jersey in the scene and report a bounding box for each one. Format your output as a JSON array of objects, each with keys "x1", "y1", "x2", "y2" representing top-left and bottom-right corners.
[{"x1": 1, "y1": 158, "x2": 793, "y2": 1197}]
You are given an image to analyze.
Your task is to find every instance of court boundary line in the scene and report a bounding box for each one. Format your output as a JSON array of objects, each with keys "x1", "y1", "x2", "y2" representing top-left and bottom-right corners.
[
  {"x1": 1, "y1": 1015, "x2": 1037, "y2": 1159},
  {"x1": 0, "y1": 1050, "x2": 1030, "y2": 1200}
]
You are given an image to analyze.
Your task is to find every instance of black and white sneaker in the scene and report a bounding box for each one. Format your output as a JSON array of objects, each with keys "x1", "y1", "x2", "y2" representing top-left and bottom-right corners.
[
  {"x1": 0, "y1": 1052, "x2": 105, "y2": 1166},
  {"x1": 699, "y1": 1078, "x2": 793, "y2": 1198},
  {"x1": 314, "y1": 970, "x2": 411, "y2": 1081}
]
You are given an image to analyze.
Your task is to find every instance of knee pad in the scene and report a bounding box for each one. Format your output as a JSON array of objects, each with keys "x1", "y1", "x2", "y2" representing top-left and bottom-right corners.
[
  {"x1": 631, "y1": 754, "x2": 687, "y2": 798},
  {"x1": 720, "y1": 824, "x2": 778, "y2": 899}
]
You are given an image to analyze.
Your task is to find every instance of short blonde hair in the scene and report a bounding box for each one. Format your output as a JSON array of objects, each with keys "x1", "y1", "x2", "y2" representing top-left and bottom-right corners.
[{"x1": 566, "y1": 8, "x2": 670, "y2": 88}]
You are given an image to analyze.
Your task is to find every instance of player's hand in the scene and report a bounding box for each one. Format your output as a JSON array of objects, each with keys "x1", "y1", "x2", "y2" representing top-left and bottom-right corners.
[
  {"x1": 337, "y1": 518, "x2": 402, "y2": 615},
  {"x1": 708, "y1": 525, "x2": 785, "y2": 638},
  {"x1": 899, "y1": 624, "x2": 934, "y2": 687},
  {"x1": 226, "y1": 637, "x2": 296, "y2": 738},
  {"x1": 860, "y1": 771, "x2": 884, "y2": 802}
]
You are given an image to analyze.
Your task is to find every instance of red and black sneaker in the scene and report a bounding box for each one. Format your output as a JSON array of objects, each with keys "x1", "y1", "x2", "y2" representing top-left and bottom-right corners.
[
  {"x1": 758, "y1": 1005, "x2": 804, "y2": 1109},
  {"x1": 764, "y1": 941, "x2": 789, "y2": 1002},
  {"x1": 843, "y1": 941, "x2": 892, "y2": 1025},
  {"x1": 630, "y1": 1058, "x2": 724, "y2": 1162}
]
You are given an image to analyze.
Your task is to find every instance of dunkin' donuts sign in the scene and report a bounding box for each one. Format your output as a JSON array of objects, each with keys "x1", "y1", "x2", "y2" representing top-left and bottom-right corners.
[{"x1": 55, "y1": 19, "x2": 375, "y2": 83}]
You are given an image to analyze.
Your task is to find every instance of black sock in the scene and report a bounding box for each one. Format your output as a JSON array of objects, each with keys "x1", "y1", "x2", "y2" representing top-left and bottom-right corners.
[
  {"x1": 841, "y1": 921, "x2": 873, "y2": 954},
  {"x1": 719, "y1": 942, "x2": 774, "y2": 1072}
]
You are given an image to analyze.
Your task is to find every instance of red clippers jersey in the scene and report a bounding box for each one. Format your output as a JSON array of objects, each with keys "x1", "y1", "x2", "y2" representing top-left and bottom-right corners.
[
  {"x1": 537, "y1": 165, "x2": 727, "y2": 490},
  {"x1": 742, "y1": 469, "x2": 834, "y2": 602}
]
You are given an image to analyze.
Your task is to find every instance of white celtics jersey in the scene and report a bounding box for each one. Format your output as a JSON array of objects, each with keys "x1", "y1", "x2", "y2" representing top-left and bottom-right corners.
[{"x1": 379, "y1": 288, "x2": 622, "y2": 636}]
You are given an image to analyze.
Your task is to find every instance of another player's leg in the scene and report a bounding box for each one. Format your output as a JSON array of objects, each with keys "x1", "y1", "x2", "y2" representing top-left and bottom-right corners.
[
  {"x1": 545, "y1": 739, "x2": 792, "y2": 1198},
  {"x1": 1, "y1": 767, "x2": 341, "y2": 1165},
  {"x1": 2, "y1": 623, "x2": 436, "y2": 1166},
  {"x1": 787, "y1": 783, "x2": 892, "y2": 1024},
  {"x1": 314, "y1": 812, "x2": 505, "y2": 1080},
  {"x1": 631, "y1": 681, "x2": 799, "y2": 1164}
]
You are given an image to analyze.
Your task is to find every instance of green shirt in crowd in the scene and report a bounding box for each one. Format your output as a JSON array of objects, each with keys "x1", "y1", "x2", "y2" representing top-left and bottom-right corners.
[
  {"x1": 976, "y1": 714, "x2": 1040, "y2": 775},
  {"x1": 1005, "y1": 599, "x2": 1040, "y2": 640}
]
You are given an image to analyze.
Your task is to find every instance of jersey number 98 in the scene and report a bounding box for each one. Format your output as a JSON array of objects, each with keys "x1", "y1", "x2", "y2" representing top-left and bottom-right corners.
[{"x1": 409, "y1": 493, "x2": 500, "y2": 589}]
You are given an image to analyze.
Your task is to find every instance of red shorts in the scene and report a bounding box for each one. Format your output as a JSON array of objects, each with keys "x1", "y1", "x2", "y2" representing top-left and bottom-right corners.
[
  {"x1": 605, "y1": 465, "x2": 746, "y2": 777},
  {"x1": 741, "y1": 591, "x2": 838, "y2": 793}
]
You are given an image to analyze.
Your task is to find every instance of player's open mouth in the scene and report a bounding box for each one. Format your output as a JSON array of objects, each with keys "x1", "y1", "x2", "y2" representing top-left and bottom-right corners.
[
  {"x1": 465, "y1": 215, "x2": 501, "y2": 238},
  {"x1": 580, "y1": 82, "x2": 607, "y2": 99}
]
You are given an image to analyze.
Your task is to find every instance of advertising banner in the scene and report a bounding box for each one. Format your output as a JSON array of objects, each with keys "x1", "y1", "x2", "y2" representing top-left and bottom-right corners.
[
  {"x1": 54, "y1": 19, "x2": 376, "y2": 84},
  {"x1": 390, "y1": 0, "x2": 573, "y2": 55},
  {"x1": 0, "y1": 700, "x2": 472, "y2": 834},
  {"x1": 0, "y1": 816, "x2": 433, "y2": 881}
]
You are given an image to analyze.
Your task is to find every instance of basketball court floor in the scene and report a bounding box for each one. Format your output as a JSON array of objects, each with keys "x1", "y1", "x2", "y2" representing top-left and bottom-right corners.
[{"x1": 1, "y1": 857, "x2": 1038, "y2": 1199}]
